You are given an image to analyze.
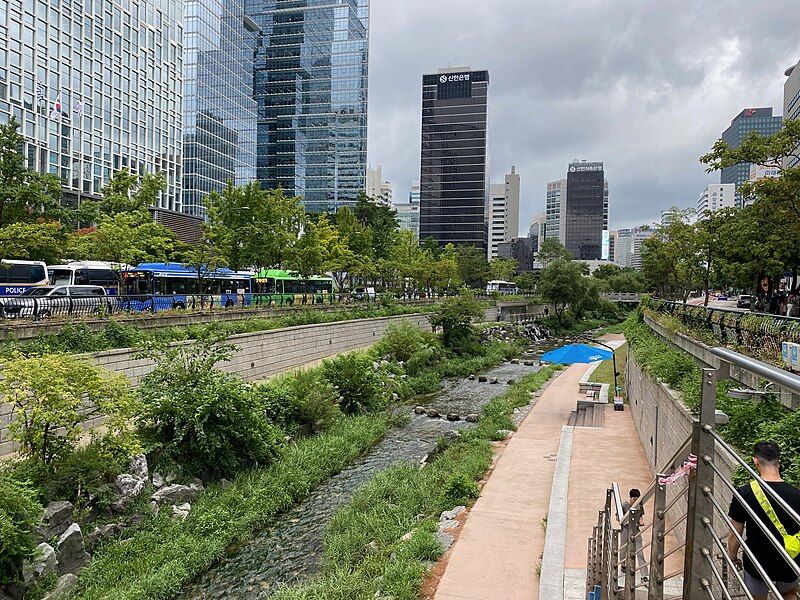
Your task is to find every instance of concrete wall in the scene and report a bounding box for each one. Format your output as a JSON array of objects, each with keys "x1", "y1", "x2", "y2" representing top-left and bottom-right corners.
[
  {"x1": 0, "y1": 313, "x2": 433, "y2": 457},
  {"x1": 626, "y1": 349, "x2": 737, "y2": 544}
]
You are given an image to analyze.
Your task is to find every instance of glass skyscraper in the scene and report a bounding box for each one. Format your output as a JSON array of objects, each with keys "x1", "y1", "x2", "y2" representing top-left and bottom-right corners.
[
  {"x1": 419, "y1": 67, "x2": 490, "y2": 250},
  {"x1": 0, "y1": 0, "x2": 184, "y2": 210},
  {"x1": 246, "y1": 0, "x2": 369, "y2": 212},
  {"x1": 182, "y1": 0, "x2": 259, "y2": 217},
  {"x1": 563, "y1": 161, "x2": 608, "y2": 261}
]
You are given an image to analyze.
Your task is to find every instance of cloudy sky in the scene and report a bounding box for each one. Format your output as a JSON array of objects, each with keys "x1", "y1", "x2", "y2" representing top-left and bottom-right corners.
[{"x1": 365, "y1": 0, "x2": 800, "y2": 234}]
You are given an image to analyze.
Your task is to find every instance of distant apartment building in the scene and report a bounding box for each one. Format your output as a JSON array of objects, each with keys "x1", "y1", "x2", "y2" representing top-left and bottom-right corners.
[
  {"x1": 785, "y1": 60, "x2": 800, "y2": 168},
  {"x1": 366, "y1": 164, "x2": 392, "y2": 203},
  {"x1": 419, "y1": 67, "x2": 490, "y2": 250},
  {"x1": 720, "y1": 108, "x2": 782, "y2": 206},
  {"x1": 613, "y1": 229, "x2": 633, "y2": 268},
  {"x1": 487, "y1": 166, "x2": 520, "y2": 260},
  {"x1": 545, "y1": 179, "x2": 566, "y2": 242},
  {"x1": 529, "y1": 211, "x2": 546, "y2": 254},
  {"x1": 630, "y1": 228, "x2": 655, "y2": 271},
  {"x1": 608, "y1": 229, "x2": 616, "y2": 263},
  {"x1": 698, "y1": 184, "x2": 736, "y2": 215},
  {"x1": 394, "y1": 203, "x2": 420, "y2": 238},
  {"x1": 409, "y1": 181, "x2": 420, "y2": 204}
]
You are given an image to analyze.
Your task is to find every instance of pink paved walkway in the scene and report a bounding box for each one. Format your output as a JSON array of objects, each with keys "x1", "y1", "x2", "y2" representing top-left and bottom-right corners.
[{"x1": 435, "y1": 363, "x2": 586, "y2": 600}]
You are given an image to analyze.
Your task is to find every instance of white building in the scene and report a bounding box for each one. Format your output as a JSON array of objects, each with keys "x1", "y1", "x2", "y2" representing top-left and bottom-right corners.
[
  {"x1": 487, "y1": 166, "x2": 521, "y2": 260},
  {"x1": 785, "y1": 60, "x2": 800, "y2": 168},
  {"x1": 545, "y1": 179, "x2": 566, "y2": 242},
  {"x1": 631, "y1": 229, "x2": 655, "y2": 271},
  {"x1": 529, "y1": 211, "x2": 547, "y2": 254},
  {"x1": 366, "y1": 164, "x2": 392, "y2": 203},
  {"x1": 409, "y1": 181, "x2": 420, "y2": 204},
  {"x1": 613, "y1": 229, "x2": 633, "y2": 268},
  {"x1": 698, "y1": 184, "x2": 736, "y2": 215}
]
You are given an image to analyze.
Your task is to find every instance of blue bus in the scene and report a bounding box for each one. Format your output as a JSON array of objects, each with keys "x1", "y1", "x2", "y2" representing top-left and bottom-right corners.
[{"x1": 120, "y1": 263, "x2": 252, "y2": 311}]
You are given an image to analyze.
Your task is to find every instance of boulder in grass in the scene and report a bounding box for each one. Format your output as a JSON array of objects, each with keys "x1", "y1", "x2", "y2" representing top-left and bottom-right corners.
[
  {"x1": 56, "y1": 524, "x2": 90, "y2": 576},
  {"x1": 49, "y1": 573, "x2": 78, "y2": 599},
  {"x1": 152, "y1": 483, "x2": 203, "y2": 505},
  {"x1": 466, "y1": 414, "x2": 479, "y2": 423},
  {"x1": 22, "y1": 543, "x2": 57, "y2": 584},
  {"x1": 414, "y1": 406, "x2": 426, "y2": 415},
  {"x1": 38, "y1": 501, "x2": 73, "y2": 540},
  {"x1": 128, "y1": 454, "x2": 148, "y2": 481}
]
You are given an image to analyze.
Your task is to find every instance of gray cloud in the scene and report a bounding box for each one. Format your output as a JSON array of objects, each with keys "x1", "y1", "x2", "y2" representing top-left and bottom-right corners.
[{"x1": 366, "y1": 0, "x2": 800, "y2": 232}]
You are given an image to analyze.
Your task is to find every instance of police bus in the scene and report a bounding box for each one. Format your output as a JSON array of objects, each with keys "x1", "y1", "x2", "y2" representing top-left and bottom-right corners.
[{"x1": 0, "y1": 260, "x2": 49, "y2": 296}]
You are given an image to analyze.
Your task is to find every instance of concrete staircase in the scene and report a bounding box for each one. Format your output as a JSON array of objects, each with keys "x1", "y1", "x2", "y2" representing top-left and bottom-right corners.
[{"x1": 568, "y1": 402, "x2": 605, "y2": 428}]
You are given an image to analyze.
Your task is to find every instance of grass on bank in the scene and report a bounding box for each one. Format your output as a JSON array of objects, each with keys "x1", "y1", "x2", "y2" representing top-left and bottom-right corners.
[
  {"x1": 270, "y1": 366, "x2": 560, "y2": 600},
  {"x1": 588, "y1": 343, "x2": 627, "y2": 400}
]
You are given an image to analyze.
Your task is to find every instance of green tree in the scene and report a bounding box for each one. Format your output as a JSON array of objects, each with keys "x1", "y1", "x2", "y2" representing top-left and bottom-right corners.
[
  {"x1": 537, "y1": 238, "x2": 573, "y2": 267},
  {"x1": 489, "y1": 258, "x2": 517, "y2": 281},
  {"x1": 537, "y1": 258, "x2": 586, "y2": 323},
  {"x1": 353, "y1": 193, "x2": 399, "y2": 261},
  {"x1": 642, "y1": 208, "x2": 703, "y2": 301},
  {"x1": 428, "y1": 293, "x2": 484, "y2": 354},
  {"x1": 0, "y1": 221, "x2": 67, "y2": 263},
  {"x1": 0, "y1": 118, "x2": 65, "y2": 227},
  {"x1": 592, "y1": 263, "x2": 623, "y2": 280},
  {"x1": 78, "y1": 169, "x2": 166, "y2": 218},
  {"x1": 182, "y1": 235, "x2": 221, "y2": 302},
  {"x1": 456, "y1": 245, "x2": 491, "y2": 289},
  {"x1": 205, "y1": 183, "x2": 304, "y2": 271},
  {"x1": 514, "y1": 271, "x2": 538, "y2": 291},
  {"x1": 0, "y1": 353, "x2": 134, "y2": 464}
]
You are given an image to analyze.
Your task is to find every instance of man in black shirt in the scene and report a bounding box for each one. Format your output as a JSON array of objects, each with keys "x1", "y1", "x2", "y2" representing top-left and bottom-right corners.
[{"x1": 728, "y1": 441, "x2": 800, "y2": 600}]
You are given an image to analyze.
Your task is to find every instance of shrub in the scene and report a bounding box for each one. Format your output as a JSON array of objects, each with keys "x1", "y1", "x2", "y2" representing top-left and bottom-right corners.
[
  {"x1": 373, "y1": 320, "x2": 440, "y2": 366},
  {"x1": 250, "y1": 378, "x2": 300, "y2": 433},
  {"x1": 428, "y1": 294, "x2": 483, "y2": 355},
  {"x1": 321, "y1": 353, "x2": 385, "y2": 415},
  {"x1": 0, "y1": 476, "x2": 43, "y2": 584},
  {"x1": 286, "y1": 370, "x2": 342, "y2": 433},
  {"x1": 0, "y1": 353, "x2": 135, "y2": 463},
  {"x1": 136, "y1": 339, "x2": 285, "y2": 479},
  {"x1": 442, "y1": 472, "x2": 479, "y2": 505}
]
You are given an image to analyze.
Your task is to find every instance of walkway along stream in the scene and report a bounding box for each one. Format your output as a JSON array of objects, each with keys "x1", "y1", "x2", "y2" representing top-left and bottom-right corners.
[{"x1": 179, "y1": 360, "x2": 541, "y2": 599}]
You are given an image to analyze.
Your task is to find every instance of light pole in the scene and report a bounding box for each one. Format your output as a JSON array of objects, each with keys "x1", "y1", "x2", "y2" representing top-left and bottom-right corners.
[{"x1": 578, "y1": 335, "x2": 620, "y2": 397}]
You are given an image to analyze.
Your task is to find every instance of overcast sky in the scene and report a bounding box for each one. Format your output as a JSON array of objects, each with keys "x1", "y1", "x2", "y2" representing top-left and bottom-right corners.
[{"x1": 365, "y1": 0, "x2": 800, "y2": 234}]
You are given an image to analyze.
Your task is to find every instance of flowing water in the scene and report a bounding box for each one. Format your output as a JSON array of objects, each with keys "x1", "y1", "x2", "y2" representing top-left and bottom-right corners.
[{"x1": 180, "y1": 361, "x2": 540, "y2": 599}]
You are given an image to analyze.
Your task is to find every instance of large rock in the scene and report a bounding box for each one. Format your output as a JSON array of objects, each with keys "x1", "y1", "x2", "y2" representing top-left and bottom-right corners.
[
  {"x1": 425, "y1": 409, "x2": 440, "y2": 419},
  {"x1": 466, "y1": 414, "x2": 479, "y2": 423},
  {"x1": 56, "y1": 524, "x2": 90, "y2": 575},
  {"x1": 151, "y1": 472, "x2": 166, "y2": 489},
  {"x1": 49, "y1": 573, "x2": 78, "y2": 599},
  {"x1": 128, "y1": 454, "x2": 148, "y2": 481},
  {"x1": 38, "y1": 501, "x2": 73, "y2": 540},
  {"x1": 22, "y1": 543, "x2": 57, "y2": 584},
  {"x1": 171, "y1": 503, "x2": 191, "y2": 521},
  {"x1": 86, "y1": 523, "x2": 123, "y2": 551},
  {"x1": 413, "y1": 406, "x2": 426, "y2": 415},
  {"x1": 440, "y1": 506, "x2": 466, "y2": 522},
  {"x1": 113, "y1": 474, "x2": 146, "y2": 512},
  {"x1": 152, "y1": 483, "x2": 203, "y2": 505},
  {"x1": 446, "y1": 413, "x2": 461, "y2": 422}
]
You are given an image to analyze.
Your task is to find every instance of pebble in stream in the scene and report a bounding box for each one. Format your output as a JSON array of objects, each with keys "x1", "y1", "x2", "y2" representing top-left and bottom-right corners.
[{"x1": 179, "y1": 362, "x2": 540, "y2": 599}]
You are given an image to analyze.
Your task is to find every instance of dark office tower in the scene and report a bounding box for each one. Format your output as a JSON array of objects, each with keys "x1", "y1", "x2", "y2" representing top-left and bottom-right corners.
[
  {"x1": 564, "y1": 161, "x2": 608, "y2": 260},
  {"x1": 419, "y1": 68, "x2": 489, "y2": 250},
  {"x1": 246, "y1": 0, "x2": 370, "y2": 212},
  {"x1": 721, "y1": 108, "x2": 782, "y2": 206}
]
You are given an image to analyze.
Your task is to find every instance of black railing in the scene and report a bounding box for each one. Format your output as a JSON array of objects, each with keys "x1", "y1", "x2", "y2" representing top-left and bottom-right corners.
[{"x1": 649, "y1": 299, "x2": 800, "y2": 363}]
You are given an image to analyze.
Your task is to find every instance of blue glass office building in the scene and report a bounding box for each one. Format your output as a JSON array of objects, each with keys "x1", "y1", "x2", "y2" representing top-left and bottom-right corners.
[
  {"x1": 246, "y1": 0, "x2": 369, "y2": 212},
  {"x1": 182, "y1": 0, "x2": 259, "y2": 217}
]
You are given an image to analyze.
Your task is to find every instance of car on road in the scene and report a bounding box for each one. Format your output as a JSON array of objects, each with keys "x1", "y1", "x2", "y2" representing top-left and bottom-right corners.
[
  {"x1": 717, "y1": 293, "x2": 729, "y2": 301},
  {"x1": 351, "y1": 287, "x2": 376, "y2": 301},
  {"x1": 737, "y1": 294, "x2": 752, "y2": 309},
  {"x1": 1, "y1": 285, "x2": 110, "y2": 318}
]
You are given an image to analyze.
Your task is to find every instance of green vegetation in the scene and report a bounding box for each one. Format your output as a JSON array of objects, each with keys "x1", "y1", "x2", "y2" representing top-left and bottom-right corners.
[
  {"x1": 428, "y1": 294, "x2": 484, "y2": 354},
  {"x1": 624, "y1": 309, "x2": 800, "y2": 485},
  {"x1": 0, "y1": 476, "x2": 43, "y2": 584},
  {"x1": 588, "y1": 343, "x2": 627, "y2": 400},
  {"x1": 271, "y1": 367, "x2": 559, "y2": 600},
  {"x1": 0, "y1": 303, "x2": 438, "y2": 358}
]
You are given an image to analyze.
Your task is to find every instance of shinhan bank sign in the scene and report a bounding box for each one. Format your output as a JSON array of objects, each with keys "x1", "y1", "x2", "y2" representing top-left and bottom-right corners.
[{"x1": 439, "y1": 73, "x2": 470, "y2": 83}]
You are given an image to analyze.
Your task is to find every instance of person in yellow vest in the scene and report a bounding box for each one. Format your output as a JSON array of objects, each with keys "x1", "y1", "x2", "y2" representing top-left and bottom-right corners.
[{"x1": 728, "y1": 441, "x2": 800, "y2": 600}]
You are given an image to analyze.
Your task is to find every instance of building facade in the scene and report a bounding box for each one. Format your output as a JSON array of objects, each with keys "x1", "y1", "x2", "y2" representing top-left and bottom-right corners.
[
  {"x1": 486, "y1": 166, "x2": 520, "y2": 260},
  {"x1": 394, "y1": 202, "x2": 419, "y2": 238},
  {"x1": 409, "y1": 180, "x2": 420, "y2": 204},
  {"x1": 720, "y1": 108, "x2": 782, "y2": 206},
  {"x1": 0, "y1": 0, "x2": 183, "y2": 210},
  {"x1": 529, "y1": 211, "x2": 546, "y2": 253},
  {"x1": 182, "y1": 0, "x2": 259, "y2": 217},
  {"x1": 545, "y1": 179, "x2": 566, "y2": 242},
  {"x1": 630, "y1": 228, "x2": 654, "y2": 271},
  {"x1": 497, "y1": 237, "x2": 534, "y2": 272},
  {"x1": 613, "y1": 229, "x2": 633, "y2": 268},
  {"x1": 247, "y1": 0, "x2": 369, "y2": 212},
  {"x1": 366, "y1": 164, "x2": 391, "y2": 203},
  {"x1": 785, "y1": 60, "x2": 800, "y2": 169},
  {"x1": 698, "y1": 183, "x2": 735, "y2": 215},
  {"x1": 563, "y1": 160, "x2": 609, "y2": 260},
  {"x1": 419, "y1": 67, "x2": 489, "y2": 250}
]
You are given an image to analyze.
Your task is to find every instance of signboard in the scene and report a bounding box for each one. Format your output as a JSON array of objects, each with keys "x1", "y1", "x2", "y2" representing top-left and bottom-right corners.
[
  {"x1": 601, "y1": 230, "x2": 610, "y2": 261},
  {"x1": 439, "y1": 73, "x2": 470, "y2": 83},
  {"x1": 749, "y1": 164, "x2": 780, "y2": 181},
  {"x1": 568, "y1": 162, "x2": 603, "y2": 172}
]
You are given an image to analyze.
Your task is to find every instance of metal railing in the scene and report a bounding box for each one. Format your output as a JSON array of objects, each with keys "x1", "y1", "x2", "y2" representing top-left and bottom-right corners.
[
  {"x1": 588, "y1": 345, "x2": 800, "y2": 599},
  {"x1": 650, "y1": 300, "x2": 800, "y2": 364}
]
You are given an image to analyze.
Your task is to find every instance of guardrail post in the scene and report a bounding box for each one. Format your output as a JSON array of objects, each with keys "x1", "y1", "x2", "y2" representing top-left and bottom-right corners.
[
  {"x1": 609, "y1": 527, "x2": 620, "y2": 598},
  {"x1": 601, "y1": 490, "x2": 612, "y2": 599},
  {"x1": 682, "y1": 367, "x2": 719, "y2": 599},
  {"x1": 623, "y1": 505, "x2": 640, "y2": 600},
  {"x1": 647, "y1": 476, "x2": 666, "y2": 600}
]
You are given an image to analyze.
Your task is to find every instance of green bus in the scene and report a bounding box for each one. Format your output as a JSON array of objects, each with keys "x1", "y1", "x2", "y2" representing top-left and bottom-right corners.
[{"x1": 252, "y1": 269, "x2": 336, "y2": 306}]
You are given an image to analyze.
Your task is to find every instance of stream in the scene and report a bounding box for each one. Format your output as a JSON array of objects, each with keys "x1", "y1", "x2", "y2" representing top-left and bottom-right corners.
[{"x1": 179, "y1": 359, "x2": 543, "y2": 599}]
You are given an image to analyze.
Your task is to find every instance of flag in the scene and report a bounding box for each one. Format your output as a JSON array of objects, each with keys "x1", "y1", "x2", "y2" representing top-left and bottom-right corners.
[
  {"x1": 35, "y1": 82, "x2": 45, "y2": 102},
  {"x1": 49, "y1": 94, "x2": 62, "y2": 120},
  {"x1": 74, "y1": 100, "x2": 84, "y2": 118}
]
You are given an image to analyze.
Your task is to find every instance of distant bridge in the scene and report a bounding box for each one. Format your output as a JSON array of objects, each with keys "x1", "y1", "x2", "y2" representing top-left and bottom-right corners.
[{"x1": 601, "y1": 292, "x2": 643, "y2": 304}]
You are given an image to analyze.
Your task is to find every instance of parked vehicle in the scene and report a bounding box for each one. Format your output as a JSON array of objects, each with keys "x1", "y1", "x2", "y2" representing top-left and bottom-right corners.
[
  {"x1": 253, "y1": 269, "x2": 336, "y2": 305},
  {"x1": 1, "y1": 285, "x2": 110, "y2": 318},
  {"x1": 0, "y1": 260, "x2": 49, "y2": 296},
  {"x1": 717, "y1": 293, "x2": 729, "y2": 301},
  {"x1": 351, "y1": 287, "x2": 376, "y2": 301},
  {"x1": 486, "y1": 280, "x2": 520, "y2": 294},
  {"x1": 47, "y1": 261, "x2": 123, "y2": 294},
  {"x1": 737, "y1": 294, "x2": 752, "y2": 309}
]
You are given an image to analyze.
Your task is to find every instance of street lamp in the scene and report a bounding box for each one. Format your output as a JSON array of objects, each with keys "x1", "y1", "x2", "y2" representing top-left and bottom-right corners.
[{"x1": 578, "y1": 335, "x2": 620, "y2": 397}]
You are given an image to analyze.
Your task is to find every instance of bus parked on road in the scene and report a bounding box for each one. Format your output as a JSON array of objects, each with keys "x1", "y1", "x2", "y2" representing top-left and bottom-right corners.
[
  {"x1": 253, "y1": 269, "x2": 336, "y2": 306},
  {"x1": 0, "y1": 260, "x2": 49, "y2": 295},
  {"x1": 486, "y1": 280, "x2": 520, "y2": 294},
  {"x1": 120, "y1": 263, "x2": 252, "y2": 311},
  {"x1": 46, "y1": 261, "x2": 123, "y2": 294}
]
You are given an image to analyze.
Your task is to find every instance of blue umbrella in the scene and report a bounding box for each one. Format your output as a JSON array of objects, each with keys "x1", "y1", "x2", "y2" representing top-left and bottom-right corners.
[{"x1": 540, "y1": 343, "x2": 613, "y2": 364}]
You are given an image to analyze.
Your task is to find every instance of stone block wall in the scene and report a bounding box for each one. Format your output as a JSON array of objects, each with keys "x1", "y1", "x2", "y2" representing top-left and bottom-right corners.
[{"x1": 0, "y1": 313, "x2": 433, "y2": 457}]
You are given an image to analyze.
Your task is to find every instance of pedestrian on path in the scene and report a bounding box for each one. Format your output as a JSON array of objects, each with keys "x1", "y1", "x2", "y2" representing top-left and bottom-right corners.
[
  {"x1": 728, "y1": 441, "x2": 800, "y2": 600},
  {"x1": 621, "y1": 488, "x2": 649, "y2": 583}
]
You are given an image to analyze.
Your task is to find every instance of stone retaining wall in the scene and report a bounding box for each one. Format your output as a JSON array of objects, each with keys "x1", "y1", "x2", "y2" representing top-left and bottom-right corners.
[
  {"x1": 626, "y1": 350, "x2": 737, "y2": 544},
  {"x1": 0, "y1": 313, "x2": 434, "y2": 457}
]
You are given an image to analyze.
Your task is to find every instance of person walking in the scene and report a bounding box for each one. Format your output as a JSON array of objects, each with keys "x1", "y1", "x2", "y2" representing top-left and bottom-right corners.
[
  {"x1": 728, "y1": 441, "x2": 800, "y2": 600},
  {"x1": 621, "y1": 488, "x2": 649, "y2": 583}
]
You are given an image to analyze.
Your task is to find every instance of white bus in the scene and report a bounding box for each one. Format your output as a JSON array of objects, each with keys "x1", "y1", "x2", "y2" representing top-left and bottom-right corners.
[
  {"x1": 46, "y1": 261, "x2": 122, "y2": 295},
  {"x1": 486, "y1": 280, "x2": 520, "y2": 294},
  {"x1": 0, "y1": 260, "x2": 49, "y2": 296}
]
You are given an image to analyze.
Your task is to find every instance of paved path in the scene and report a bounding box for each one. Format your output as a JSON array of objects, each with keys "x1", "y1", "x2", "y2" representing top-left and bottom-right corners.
[{"x1": 435, "y1": 363, "x2": 587, "y2": 600}]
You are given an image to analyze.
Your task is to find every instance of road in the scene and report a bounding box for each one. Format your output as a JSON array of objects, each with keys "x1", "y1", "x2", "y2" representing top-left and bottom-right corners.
[{"x1": 686, "y1": 295, "x2": 746, "y2": 312}]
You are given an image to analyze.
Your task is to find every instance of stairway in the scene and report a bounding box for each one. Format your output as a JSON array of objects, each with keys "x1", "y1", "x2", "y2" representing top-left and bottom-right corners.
[{"x1": 567, "y1": 402, "x2": 605, "y2": 428}]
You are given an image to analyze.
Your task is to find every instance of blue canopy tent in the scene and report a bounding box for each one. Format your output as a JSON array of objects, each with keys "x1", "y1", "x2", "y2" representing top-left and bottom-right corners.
[{"x1": 540, "y1": 343, "x2": 613, "y2": 365}]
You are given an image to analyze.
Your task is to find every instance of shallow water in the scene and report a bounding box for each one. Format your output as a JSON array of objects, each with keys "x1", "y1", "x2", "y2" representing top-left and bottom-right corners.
[{"x1": 179, "y1": 361, "x2": 539, "y2": 599}]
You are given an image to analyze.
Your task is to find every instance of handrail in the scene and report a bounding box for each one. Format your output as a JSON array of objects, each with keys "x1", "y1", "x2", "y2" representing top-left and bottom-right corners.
[
  {"x1": 657, "y1": 299, "x2": 800, "y2": 323},
  {"x1": 612, "y1": 482, "x2": 626, "y2": 523},
  {"x1": 711, "y1": 346, "x2": 800, "y2": 394}
]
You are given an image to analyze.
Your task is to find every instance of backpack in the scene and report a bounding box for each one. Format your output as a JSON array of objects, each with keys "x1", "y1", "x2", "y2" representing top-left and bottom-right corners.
[{"x1": 750, "y1": 481, "x2": 800, "y2": 559}]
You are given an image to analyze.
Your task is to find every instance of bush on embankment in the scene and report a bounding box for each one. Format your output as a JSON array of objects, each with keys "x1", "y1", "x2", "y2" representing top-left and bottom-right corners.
[
  {"x1": 624, "y1": 309, "x2": 800, "y2": 485},
  {"x1": 271, "y1": 367, "x2": 559, "y2": 600}
]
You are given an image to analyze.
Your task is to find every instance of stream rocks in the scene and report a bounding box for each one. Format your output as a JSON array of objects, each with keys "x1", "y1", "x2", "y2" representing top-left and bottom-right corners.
[
  {"x1": 414, "y1": 406, "x2": 426, "y2": 414},
  {"x1": 435, "y1": 506, "x2": 466, "y2": 551},
  {"x1": 38, "y1": 501, "x2": 73, "y2": 540},
  {"x1": 56, "y1": 524, "x2": 90, "y2": 576},
  {"x1": 425, "y1": 408, "x2": 440, "y2": 418},
  {"x1": 446, "y1": 413, "x2": 461, "y2": 421},
  {"x1": 152, "y1": 482, "x2": 204, "y2": 505},
  {"x1": 22, "y1": 543, "x2": 57, "y2": 584},
  {"x1": 466, "y1": 414, "x2": 479, "y2": 423}
]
